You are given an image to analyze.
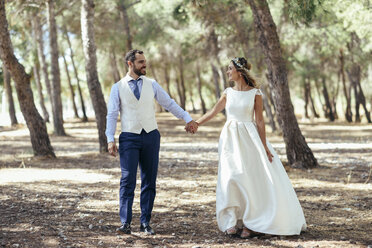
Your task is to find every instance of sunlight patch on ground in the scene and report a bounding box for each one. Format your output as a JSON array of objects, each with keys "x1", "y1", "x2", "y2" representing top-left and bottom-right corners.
[
  {"x1": 0, "y1": 168, "x2": 113, "y2": 184},
  {"x1": 274, "y1": 240, "x2": 357, "y2": 248},
  {"x1": 78, "y1": 199, "x2": 117, "y2": 210},
  {"x1": 271, "y1": 142, "x2": 372, "y2": 150},
  {"x1": 300, "y1": 124, "x2": 372, "y2": 131},
  {"x1": 0, "y1": 127, "x2": 29, "y2": 137},
  {"x1": 292, "y1": 178, "x2": 372, "y2": 191}
]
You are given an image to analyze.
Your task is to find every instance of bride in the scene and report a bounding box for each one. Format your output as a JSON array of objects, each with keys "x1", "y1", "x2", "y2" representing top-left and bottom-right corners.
[{"x1": 193, "y1": 57, "x2": 307, "y2": 238}]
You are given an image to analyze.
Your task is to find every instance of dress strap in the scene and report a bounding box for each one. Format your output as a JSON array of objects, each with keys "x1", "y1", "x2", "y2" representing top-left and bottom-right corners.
[
  {"x1": 255, "y1": 89, "x2": 263, "y2": 96},
  {"x1": 223, "y1": 87, "x2": 229, "y2": 95}
]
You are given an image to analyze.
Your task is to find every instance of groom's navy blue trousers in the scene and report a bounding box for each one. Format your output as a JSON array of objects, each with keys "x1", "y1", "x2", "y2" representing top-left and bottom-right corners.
[{"x1": 118, "y1": 129, "x2": 161, "y2": 225}]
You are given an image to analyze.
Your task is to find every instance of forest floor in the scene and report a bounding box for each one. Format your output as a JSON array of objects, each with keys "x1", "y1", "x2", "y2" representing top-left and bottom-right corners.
[{"x1": 0, "y1": 112, "x2": 371, "y2": 248}]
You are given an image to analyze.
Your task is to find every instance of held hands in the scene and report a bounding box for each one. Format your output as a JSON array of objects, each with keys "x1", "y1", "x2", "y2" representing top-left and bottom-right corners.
[
  {"x1": 108, "y1": 142, "x2": 118, "y2": 157},
  {"x1": 185, "y1": 120, "x2": 199, "y2": 134}
]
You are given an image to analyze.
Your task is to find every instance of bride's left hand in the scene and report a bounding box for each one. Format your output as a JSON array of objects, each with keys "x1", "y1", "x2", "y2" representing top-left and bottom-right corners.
[{"x1": 265, "y1": 147, "x2": 274, "y2": 163}]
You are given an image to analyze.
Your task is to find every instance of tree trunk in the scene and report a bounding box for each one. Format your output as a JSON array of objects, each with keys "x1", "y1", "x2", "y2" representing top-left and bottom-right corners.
[
  {"x1": 33, "y1": 64, "x2": 50, "y2": 122},
  {"x1": 177, "y1": 55, "x2": 186, "y2": 110},
  {"x1": 0, "y1": 0, "x2": 55, "y2": 157},
  {"x1": 321, "y1": 76, "x2": 335, "y2": 121},
  {"x1": 175, "y1": 78, "x2": 184, "y2": 109},
  {"x1": 63, "y1": 26, "x2": 88, "y2": 122},
  {"x1": 149, "y1": 66, "x2": 163, "y2": 113},
  {"x1": 265, "y1": 72, "x2": 281, "y2": 132},
  {"x1": 347, "y1": 32, "x2": 371, "y2": 123},
  {"x1": 261, "y1": 83, "x2": 276, "y2": 132},
  {"x1": 47, "y1": 0, "x2": 66, "y2": 135},
  {"x1": 188, "y1": 89, "x2": 196, "y2": 114},
  {"x1": 246, "y1": 0, "x2": 318, "y2": 168},
  {"x1": 163, "y1": 66, "x2": 172, "y2": 98},
  {"x1": 308, "y1": 80, "x2": 319, "y2": 118},
  {"x1": 109, "y1": 49, "x2": 121, "y2": 82},
  {"x1": 196, "y1": 62, "x2": 207, "y2": 114},
  {"x1": 62, "y1": 53, "x2": 79, "y2": 118},
  {"x1": 3, "y1": 65, "x2": 18, "y2": 125},
  {"x1": 211, "y1": 63, "x2": 221, "y2": 100},
  {"x1": 304, "y1": 79, "x2": 310, "y2": 119},
  {"x1": 314, "y1": 78, "x2": 327, "y2": 118},
  {"x1": 339, "y1": 49, "x2": 353, "y2": 122},
  {"x1": 220, "y1": 65, "x2": 228, "y2": 89},
  {"x1": 32, "y1": 15, "x2": 53, "y2": 115},
  {"x1": 118, "y1": 0, "x2": 133, "y2": 51},
  {"x1": 332, "y1": 73, "x2": 340, "y2": 120},
  {"x1": 347, "y1": 66, "x2": 361, "y2": 122},
  {"x1": 357, "y1": 80, "x2": 371, "y2": 123},
  {"x1": 81, "y1": 0, "x2": 108, "y2": 152}
]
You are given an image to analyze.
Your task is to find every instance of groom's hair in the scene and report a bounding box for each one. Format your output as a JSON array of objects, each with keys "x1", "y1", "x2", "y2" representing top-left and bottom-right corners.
[{"x1": 125, "y1": 49, "x2": 144, "y2": 66}]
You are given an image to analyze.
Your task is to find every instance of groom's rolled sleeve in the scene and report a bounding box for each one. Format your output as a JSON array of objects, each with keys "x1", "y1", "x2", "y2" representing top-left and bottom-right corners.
[
  {"x1": 105, "y1": 83, "x2": 120, "y2": 143},
  {"x1": 152, "y1": 80, "x2": 192, "y2": 123}
]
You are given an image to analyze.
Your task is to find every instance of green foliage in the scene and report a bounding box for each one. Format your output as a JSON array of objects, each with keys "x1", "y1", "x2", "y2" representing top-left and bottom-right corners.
[
  {"x1": 286, "y1": 0, "x2": 323, "y2": 24},
  {"x1": 173, "y1": 3, "x2": 189, "y2": 24},
  {"x1": 2, "y1": 0, "x2": 371, "y2": 116}
]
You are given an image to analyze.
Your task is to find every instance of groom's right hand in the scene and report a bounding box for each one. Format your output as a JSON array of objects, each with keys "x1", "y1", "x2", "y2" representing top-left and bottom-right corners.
[{"x1": 108, "y1": 142, "x2": 118, "y2": 157}]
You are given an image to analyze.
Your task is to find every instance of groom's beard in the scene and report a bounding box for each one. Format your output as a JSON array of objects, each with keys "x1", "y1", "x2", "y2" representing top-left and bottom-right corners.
[{"x1": 134, "y1": 66, "x2": 146, "y2": 76}]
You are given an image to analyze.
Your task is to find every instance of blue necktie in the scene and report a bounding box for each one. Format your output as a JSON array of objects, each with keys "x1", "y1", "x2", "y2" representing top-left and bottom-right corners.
[{"x1": 132, "y1": 80, "x2": 140, "y2": 100}]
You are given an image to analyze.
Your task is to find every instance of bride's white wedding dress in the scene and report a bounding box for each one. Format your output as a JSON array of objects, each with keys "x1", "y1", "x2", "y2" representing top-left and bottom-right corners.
[{"x1": 216, "y1": 87, "x2": 307, "y2": 235}]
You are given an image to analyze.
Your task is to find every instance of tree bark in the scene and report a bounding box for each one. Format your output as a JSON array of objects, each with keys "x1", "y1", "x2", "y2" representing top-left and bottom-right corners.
[
  {"x1": 47, "y1": 0, "x2": 66, "y2": 135},
  {"x1": 109, "y1": 49, "x2": 121, "y2": 82},
  {"x1": 163, "y1": 66, "x2": 172, "y2": 99},
  {"x1": 149, "y1": 65, "x2": 163, "y2": 113},
  {"x1": 321, "y1": 76, "x2": 335, "y2": 121},
  {"x1": 211, "y1": 63, "x2": 221, "y2": 101},
  {"x1": 209, "y1": 26, "x2": 223, "y2": 99},
  {"x1": 81, "y1": 0, "x2": 108, "y2": 152},
  {"x1": 0, "y1": 0, "x2": 55, "y2": 157},
  {"x1": 246, "y1": 0, "x2": 318, "y2": 168},
  {"x1": 347, "y1": 65, "x2": 361, "y2": 122},
  {"x1": 220, "y1": 65, "x2": 228, "y2": 89},
  {"x1": 196, "y1": 62, "x2": 207, "y2": 114},
  {"x1": 33, "y1": 64, "x2": 50, "y2": 122},
  {"x1": 177, "y1": 55, "x2": 186, "y2": 110},
  {"x1": 332, "y1": 73, "x2": 340, "y2": 120},
  {"x1": 62, "y1": 53, "x2": 79, "y2": 118},
  {"x1": 63, "y1": 26, "x2": 88, "y2": 122},
  {"x1": 188, "y1": 89, "x2": 196, "y2": 114},
  {"x1": 3, "y1": 65, "x2": 18, "y2": 125},
  {"x1": 32, "y1": 15, "x2": 53, "y2": 115},
  {"x1": 175, "y1": 78, "x2": 184, "y2": 109},
  {"x1": 339, "y1": 48, "x2": 353, "y2": 122},
  {"x1": 265, "y1": 72, "x2": 281, "y2": 132},
  {"x1": 118, "y1": 0, "x2": 135, "y2": 51},
  {"x1": 357, "y1": 80, "x2": 371, "y2": 123},
  {"x1": 304, "y1": 79, "x2": 310, "y2": 119},
  {"x1": 347, "y1": 32, "x2": 371, "y2": 123},
  {"x1": 261, "y1": 83, "x2": 276, "y2": 132},
  {"x1": 308, "y1": 80, "x2": 319, "y2": 118}
]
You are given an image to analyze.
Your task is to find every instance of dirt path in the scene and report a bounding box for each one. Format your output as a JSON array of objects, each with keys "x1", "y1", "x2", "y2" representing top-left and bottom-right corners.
[{"x1": 1, "y1": 113, "x2": 371, "y2": 248}]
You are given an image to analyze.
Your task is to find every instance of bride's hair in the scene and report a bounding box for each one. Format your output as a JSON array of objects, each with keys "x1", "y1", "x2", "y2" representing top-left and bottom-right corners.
[{"x1": 231, "y1": 57, "x2": 258, "y2": 88}]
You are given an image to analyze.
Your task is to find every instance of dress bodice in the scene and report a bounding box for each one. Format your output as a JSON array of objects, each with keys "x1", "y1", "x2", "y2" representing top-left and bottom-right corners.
[{"x1": 224, "y1": 87, "x2": 262, "y2": 123}]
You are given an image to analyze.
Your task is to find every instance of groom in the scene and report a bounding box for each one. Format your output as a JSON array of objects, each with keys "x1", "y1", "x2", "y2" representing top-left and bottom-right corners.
[{"x1": 106, "y1": 49, "x2": 198, "y2": 235}]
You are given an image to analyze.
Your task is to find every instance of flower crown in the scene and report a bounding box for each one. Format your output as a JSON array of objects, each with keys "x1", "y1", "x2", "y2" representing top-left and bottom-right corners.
[{"x1": 232, "y1": 57, "x2": 250, "y2": 71}]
